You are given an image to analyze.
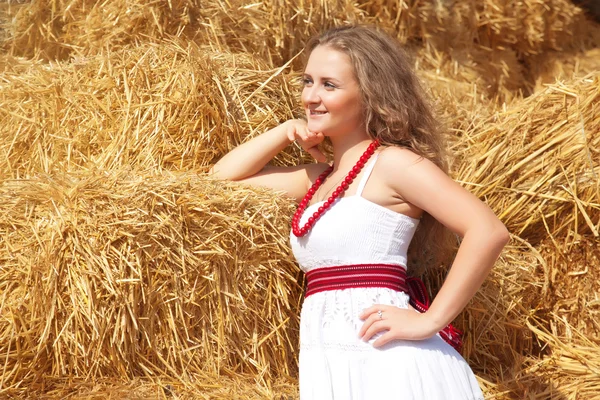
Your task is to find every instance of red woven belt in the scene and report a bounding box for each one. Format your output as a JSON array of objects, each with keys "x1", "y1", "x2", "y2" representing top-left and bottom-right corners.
[{"x1": 305, "y1": 263, "x2": 463, "y2": 352}]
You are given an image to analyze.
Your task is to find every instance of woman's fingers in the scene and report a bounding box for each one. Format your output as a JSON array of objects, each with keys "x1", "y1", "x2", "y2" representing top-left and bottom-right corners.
[
  {"x1": 372, "y1": 331, "x2": 396, "y2": 348},
  {"x1": 285, "y1": 120, "x2": 325, "y2": 160},
  {"x1": 360, "y1": 319, "x2": 389, "y2": 342},
  {"x1": 357, "y1": 305, "x2": 387, "y2": 337}
]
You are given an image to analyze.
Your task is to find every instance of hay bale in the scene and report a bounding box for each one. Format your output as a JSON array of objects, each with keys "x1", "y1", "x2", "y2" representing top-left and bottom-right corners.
[
  {"x1": 453, "y1": 74, "x2": 600, "y2": 242},
  {"x1": 415, "y1": 43, "x2": 525, "y2": 105},
  {"x1": 14, "y1": 374, "x2": 299, "y2": 399},
  {"x1": 362, "y1": 0, "x2": 598, "y2": 56},
  {"x1": 4, "y1": 0, "x2": 368, "y2": 64},
  {"x1": 193, "y1": 0, "x2": 368, "y2": 66},
  {"x1": 4, "y1": 0, "x2": 202, "y2": 60},
  {"x1": 524, "y1": 319, "x2": 600, "y2": 399},
  {"x1": 525, "y1": 48, "x2": 600, "y2": 93},
  {"x1": 0, "y1": 171, "x2": 302, "y2": 392},
  {"x1": 0, "y1": 40, "x2": 307, "y2": 179},
  {"x1": 535, "y1": 234, "x2": 600, "y2": 340}
]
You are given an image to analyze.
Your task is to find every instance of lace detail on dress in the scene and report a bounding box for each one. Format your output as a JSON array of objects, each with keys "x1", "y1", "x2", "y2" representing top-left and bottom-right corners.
[{"x1": 300, "y1": 287, "x2": 411, "y2": 352}]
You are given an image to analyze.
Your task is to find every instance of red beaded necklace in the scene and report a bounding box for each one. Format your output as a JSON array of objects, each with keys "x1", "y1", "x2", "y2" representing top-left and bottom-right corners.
[{"x1": 292, "y1": 140, "x2": 380, "y2": 237}]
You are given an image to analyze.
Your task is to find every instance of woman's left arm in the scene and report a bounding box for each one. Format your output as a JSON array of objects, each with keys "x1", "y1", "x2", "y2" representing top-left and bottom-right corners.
[{"x1": 359, "y1": 148, "x2": 510, "y2": 345}]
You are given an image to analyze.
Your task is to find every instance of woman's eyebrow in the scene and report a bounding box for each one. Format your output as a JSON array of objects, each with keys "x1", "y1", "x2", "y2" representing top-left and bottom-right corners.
[{"x1": 304, "y1": 74, "x2": 343, "y2": 84}]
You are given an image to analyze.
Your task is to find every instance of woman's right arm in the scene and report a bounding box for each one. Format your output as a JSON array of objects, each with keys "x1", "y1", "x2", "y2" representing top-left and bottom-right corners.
[{"x1": 209, "y1": 119, "x2": 326, "y2": 202}]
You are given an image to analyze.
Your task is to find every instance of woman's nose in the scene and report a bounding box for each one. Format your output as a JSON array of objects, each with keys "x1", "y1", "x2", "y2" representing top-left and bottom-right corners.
[{"x1": 302, "y1": 85, "x2": 320, "y2": 105}]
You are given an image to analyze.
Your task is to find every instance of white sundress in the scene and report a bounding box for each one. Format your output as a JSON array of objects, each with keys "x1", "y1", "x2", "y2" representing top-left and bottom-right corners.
[{"x1": 290, "y1": 154, "x2": 485, "y2": 400}]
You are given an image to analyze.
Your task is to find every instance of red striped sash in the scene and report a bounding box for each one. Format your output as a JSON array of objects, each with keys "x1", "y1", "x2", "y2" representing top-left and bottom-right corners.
[{"x1": 305, "y1": 264, "x2": 463, "y2": 352}]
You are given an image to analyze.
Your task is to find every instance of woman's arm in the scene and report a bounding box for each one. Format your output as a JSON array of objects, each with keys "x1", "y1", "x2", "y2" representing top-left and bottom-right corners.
[
  {"x1": 358, "y1": 148, "x2": 509, "y2": 345},
  {"x1": 209, "y1": 119, "x2": 327, "y2": 202}
]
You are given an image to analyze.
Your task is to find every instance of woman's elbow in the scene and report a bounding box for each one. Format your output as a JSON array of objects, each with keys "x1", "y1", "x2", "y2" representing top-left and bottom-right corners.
[
  {"x1": 208, "y1": 165, "x2": 232, "y2": 181},
  {"x1": 491, "y1": 221, "x2": 510, "y2": 246}
]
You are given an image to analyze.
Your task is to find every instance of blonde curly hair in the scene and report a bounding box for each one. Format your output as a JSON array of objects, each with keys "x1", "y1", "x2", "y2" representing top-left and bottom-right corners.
[{"x1": 305, "y1": 25, "x2": 457, "y2": 274}]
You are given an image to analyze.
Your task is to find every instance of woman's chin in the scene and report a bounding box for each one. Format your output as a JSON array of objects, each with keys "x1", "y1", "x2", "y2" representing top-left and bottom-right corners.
[{"x1": 307, "y1": 122, "x2": 326, "y2": 134}]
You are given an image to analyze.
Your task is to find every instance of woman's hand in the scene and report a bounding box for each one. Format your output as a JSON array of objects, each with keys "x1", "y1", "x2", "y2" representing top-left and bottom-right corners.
[
  {"x1": 284, "y1": 119, "x2": 327, "y2": 162},
  {"x1": 358, "y1": 305, "x2": 438, "y2": 348}
]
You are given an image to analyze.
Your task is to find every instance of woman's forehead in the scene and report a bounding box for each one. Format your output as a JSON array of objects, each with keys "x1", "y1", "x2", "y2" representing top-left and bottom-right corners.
[{"x1": 304, "y1": 46, "x2": 355, "y2": 80}]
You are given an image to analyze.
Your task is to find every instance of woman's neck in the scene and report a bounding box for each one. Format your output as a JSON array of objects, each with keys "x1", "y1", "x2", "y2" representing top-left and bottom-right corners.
[{"x1": 330, "y1": 132, "x2": 374, "y2": 172}]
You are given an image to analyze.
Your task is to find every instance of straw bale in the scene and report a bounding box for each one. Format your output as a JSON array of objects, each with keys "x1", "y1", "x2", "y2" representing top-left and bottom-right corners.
[
  {"x1": 523, "y1": 319, "x2": 600, "y2": 399},
  {"x1": 361, "y1": 0, "x2": 598, "y2": 56},
  {"x1": 453, "y1": 74, "x2": 600, "y2": 242},
  {"x1": 414, "y1": 43, "x2": 525, "y2": 106},
  {"x1": 15, "y1": 374, "x2": 299, "y2": 399},
  {"x1": 4, "y1": 0, "x2": 202, "y2": 60},
  {"x1": 0, "y1": 40, "x2": 309, "y2": 179},
  {"x1": 193, "y1": 0, "x2": 368, "y2": 66},
  {"x1": 535, "y1": 234, "x2": 600, "y2": 340},
  {"x1": 0, "y1": 170, "x2": 302, "y2": 392},
  {"x1": 525, "y1": 48, "x2": 600, "y2": 94},
  {"x1": 4, "y1": 0, "x2": 368, "y2": 64}
]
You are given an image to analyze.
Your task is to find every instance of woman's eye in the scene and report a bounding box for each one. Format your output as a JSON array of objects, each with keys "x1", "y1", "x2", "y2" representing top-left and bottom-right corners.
[
  {"x1": 302, "y1": 78, "x2": 313, "y2": 86},
  {"x1": 324, "y1": 82, "x2": 336, "y2": 89}
]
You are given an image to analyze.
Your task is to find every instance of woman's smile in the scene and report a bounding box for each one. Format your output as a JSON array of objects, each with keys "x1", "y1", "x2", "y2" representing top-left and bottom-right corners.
[{"x1": 302, "y1": 45, "x2": 364, "y2": 137}]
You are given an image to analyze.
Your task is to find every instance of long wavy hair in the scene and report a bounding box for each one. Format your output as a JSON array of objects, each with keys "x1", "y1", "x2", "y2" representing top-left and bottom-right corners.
[{"x1": 305, "y1": 25, "x2": 456, "y2": 274}]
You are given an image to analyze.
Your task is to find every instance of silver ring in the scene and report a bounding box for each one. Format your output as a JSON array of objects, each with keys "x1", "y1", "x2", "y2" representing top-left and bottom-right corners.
[{"x1": 377, "y1": 310, "x2": 383, "y2": 320}]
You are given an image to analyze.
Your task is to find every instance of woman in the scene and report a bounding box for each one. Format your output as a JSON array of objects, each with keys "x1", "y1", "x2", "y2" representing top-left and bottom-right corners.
[{"x1": 211, "y1": 25, "x2": 509, "y2": 399}]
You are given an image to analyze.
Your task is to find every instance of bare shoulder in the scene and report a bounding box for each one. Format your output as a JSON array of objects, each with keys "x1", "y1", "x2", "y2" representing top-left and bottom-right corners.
[
  {"x1": 376, "y1": 145, "x2": 449, "y2": 202},
  {"x1": 377, "y1": 146, "x2": 435, "y2": 175}
]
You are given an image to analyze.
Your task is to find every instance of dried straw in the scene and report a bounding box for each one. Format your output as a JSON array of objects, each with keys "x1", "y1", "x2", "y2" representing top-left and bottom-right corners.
[
  {"x1": 361, "y1": 0, "x2": 597, "y2": 56},
  {"x1": 5, "y1": 0, "x2": 202, "y2": 60},
  {"x1": 12, "y1": 374, "x2": 299, "y2": 399},
  {"x1": 453, "y1": 74, "x2": 600, "y2": 242},
  {"x1": 0, "y1": 171, "x2": 302, "y2": 393},
  {"x1": 525, "y1": 48, "x2": 600, "y2": 93},
  {"x1": 0, "y1": 40, "x2": 307, "y2": 179},
  {"x1": 2, "y1": 1, "x2": 600, "y2": 398}
]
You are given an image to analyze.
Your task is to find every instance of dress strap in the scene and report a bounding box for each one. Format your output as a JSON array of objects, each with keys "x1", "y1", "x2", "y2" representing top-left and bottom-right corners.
[{"x1": 356, "y1": 152, "x2": 380, "y2": 197}]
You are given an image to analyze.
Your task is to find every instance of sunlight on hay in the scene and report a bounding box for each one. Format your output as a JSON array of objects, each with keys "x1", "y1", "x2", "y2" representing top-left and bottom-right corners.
[
  {"x1": 0, "y1": 171, "x2": 302, "y2": 393},
  {"x1": 0, "y1": 40, "x2": 310, "y2": 179},
  {"x1": 454, "y1": 74, "x2": 600, "y2": 242},
  {"x1": 1, "y1": 0, "x2": 600, "y2": 398}
]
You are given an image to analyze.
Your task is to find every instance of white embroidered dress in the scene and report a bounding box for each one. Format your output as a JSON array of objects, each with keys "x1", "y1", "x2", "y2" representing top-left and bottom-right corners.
[{"x1": 290, "y1": 154, "x2": 485, "y2": 400}]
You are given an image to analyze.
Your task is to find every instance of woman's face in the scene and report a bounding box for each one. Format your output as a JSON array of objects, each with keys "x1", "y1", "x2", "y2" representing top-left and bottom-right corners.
[{"x1": 301, "y1": 46, "x2": 364, "y2": 137}]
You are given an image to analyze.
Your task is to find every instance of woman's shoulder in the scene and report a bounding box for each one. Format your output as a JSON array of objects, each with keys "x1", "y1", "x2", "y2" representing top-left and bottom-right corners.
[{"x1": 377, "y1": 145, "x2": 429, "y2": 171}]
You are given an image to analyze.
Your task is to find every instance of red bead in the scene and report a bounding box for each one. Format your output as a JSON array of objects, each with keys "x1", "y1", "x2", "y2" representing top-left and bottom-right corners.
[{"x1": 291, "y1": 141, "x2": 378, "y2": 237}]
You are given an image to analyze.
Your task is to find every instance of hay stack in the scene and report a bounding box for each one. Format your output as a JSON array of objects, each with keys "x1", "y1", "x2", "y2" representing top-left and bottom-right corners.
[
  {"x1": 362, "y1": 0, "x2": 596, "y2": 55},
  {"x1": 5, "y1": 372, "x2": 299, "y2": 399},
  {"x1": 2, "y1": 0, "x2": 600, "y2": 398},
  {"x1": 5, "y1": 0, "x2": 368, "y2": 64},
  {"x1": 525, "y1": 48, "x2": 600, "y2": 93},
  {"x1": 5, "y1": 0, "x2": 202, "y2": 60},
  {"x1": 453, "y1": 74, "x2": 600, "y2": 243},
  {"x1": 0, "y1": 40, "x2": 309, "y2": 179},
  {"x1": 0, "y1": 171, "x2": 303, "y2": 395}
]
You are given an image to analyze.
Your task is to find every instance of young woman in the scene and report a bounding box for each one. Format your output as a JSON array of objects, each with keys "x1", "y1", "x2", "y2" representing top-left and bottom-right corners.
[{"x1": 211, "y1": 25, "x2": 509, "y2": 399}]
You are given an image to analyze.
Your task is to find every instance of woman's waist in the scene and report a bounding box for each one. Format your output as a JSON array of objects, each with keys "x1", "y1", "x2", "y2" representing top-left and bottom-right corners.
[{"x1": 305, "y1": 263, "x2": 408, "y2": 298}]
